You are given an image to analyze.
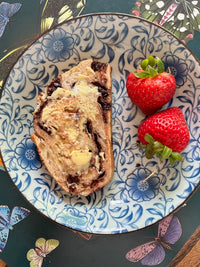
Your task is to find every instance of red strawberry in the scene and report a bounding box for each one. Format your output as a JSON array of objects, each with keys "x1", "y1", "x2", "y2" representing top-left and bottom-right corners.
[
  {"x1": 138, "y1": 107, "x2": 190, "y2": 164},
  {"x1": 126, "y1": 56, "x2": 176, "y2": 115}
]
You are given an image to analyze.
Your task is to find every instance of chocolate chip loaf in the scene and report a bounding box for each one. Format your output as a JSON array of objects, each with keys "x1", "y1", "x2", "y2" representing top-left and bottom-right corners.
[{"x1": 31, "y1": 59, "x2": 114, "y2": 196}]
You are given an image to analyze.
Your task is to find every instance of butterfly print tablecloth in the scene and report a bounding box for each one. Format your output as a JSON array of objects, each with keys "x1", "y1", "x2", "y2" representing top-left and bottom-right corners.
[{"x1": 0, "y1": 0, "x2": 200, "y2": 266}]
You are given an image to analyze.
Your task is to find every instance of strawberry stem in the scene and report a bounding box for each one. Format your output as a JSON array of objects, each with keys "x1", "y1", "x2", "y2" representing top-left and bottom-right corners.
[
  {"x1": 134, "y1": 55, "x2": 165, "y2": 78},
  {"x1": 138, "y1": 134, "x2": 183, "y2": 165}
]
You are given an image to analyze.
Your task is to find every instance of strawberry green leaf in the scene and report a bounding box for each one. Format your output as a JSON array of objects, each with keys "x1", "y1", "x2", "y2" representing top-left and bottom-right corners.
[
  {"x1": 133, "y1": 71, "x2": 151, "y2": 78},
  {"x1": 153, "y1": 141, "x2": 163, "y2": 150},
  {"x1": 148, "y1": 55, "x2": 156, "y2": 67},
  {"x1": 171, "y1": 152, "x2": 183, "y2": 161},
  {"x1": 144, "y1": 134, "x2": 155, "y2": 144},
  {"x1": 133, "y1": 55, "x2": 165, "y2": 78},
  {"x1": 169, "y1": 152, "x2": 183, "y2": 165},
  {"x1": 141, "y1": 59, "x2": 149, "y2": 70},
  {"x1": 138, "y1": 134, "x2": 184, "y2": 165},
  {"x1": 148, "y1": 65, "x2": 158, "y2": 77},
  {"x1": 161, "y1": 146, "x2": 172, "y2": 160},
  {"x1": 156, "y1": 57, "x2": 165, "y2": 73}
]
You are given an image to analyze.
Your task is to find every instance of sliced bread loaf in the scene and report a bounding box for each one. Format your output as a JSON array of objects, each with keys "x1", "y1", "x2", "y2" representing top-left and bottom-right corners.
[{"x1": 31, "y1": 59, "x2": 114, "y2": 196}]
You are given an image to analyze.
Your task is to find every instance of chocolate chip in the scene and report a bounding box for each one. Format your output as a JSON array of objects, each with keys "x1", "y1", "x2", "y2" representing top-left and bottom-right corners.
[
  {"x1": 38, "y1": 122, "x2": 52, "y2": 135},
  {"x1": 91, "y1": 61, "x2": 107, "y2": 72},
  {"x1": 47, "y1": 77, "x2": 61, "y2": 96},
  {"x1": 94, "y1": 133, "x2": 102, "y2": 153},
  {"x1": 67, "y1": 174, "x2": 80, "y2": 184},
  {"x1": 91, "y1": 173, "x2": 104, "y2": 188},
  {"x1": 34, "y1": 99, "x2": 48, "y2": 118},
  {"x1": 85, "y1": 119, "x2": 93, "y2": 135},
  {"x1": 92, "y1": 82, "x2": 111, "y2": 123},
  {"x1": 98, "y1": 171, "x2": 105, "y2": 178},
  {"x1": 69, "y1": 184, "x2": 76, "y2": 193}
]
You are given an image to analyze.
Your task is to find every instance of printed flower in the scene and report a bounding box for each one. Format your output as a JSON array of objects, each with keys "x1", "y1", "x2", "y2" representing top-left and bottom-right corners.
[
  {"x1": 42, "y1": 28, "x2": 75, "y2": 63},
  {"x1": 15, "y1": 138, "x2": 42, "y2": 170},
  {"x1": 125, "y1": 168, "x2": 160, "y2": 202},
  {"x1": 163, "y1": 55, "x2": 188, "y2": 87},
  {"x1": 130, "y1": 0, "x2": 200, "y2": 43},
  {"x1": 132, "y1": 10, "x2": 140, "y2": 17}
]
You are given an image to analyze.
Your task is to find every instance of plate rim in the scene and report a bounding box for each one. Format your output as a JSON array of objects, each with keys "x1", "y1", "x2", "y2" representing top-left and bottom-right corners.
[{"x1": 1, "y1": 12, "x2": 200, "y2": 235}]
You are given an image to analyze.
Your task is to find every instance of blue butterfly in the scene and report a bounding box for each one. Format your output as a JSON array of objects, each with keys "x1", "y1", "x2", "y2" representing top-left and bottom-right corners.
[
  {"x1": 0, "y1": 2, "x2": 22, "y2": 38},
  {"x1": 0, "y1": 205, "x2": 30, "y2": 252}
]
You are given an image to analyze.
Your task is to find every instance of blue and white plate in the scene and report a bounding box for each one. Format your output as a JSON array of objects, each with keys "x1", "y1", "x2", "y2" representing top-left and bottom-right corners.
[{"x1": 0, "y1": 14, "x2": 200, "y2": 234}]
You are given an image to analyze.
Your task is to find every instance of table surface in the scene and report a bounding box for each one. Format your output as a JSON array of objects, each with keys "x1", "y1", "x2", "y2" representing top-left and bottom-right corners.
[{"x1": 0, "y1": 0, "x2": 200, "y2": 266}]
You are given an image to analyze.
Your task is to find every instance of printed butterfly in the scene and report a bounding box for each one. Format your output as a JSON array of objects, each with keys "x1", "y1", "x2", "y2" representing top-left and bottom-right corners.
[
  {"x1": 0, "y1": 2, "x2": 22, "y2": 38},
  {"x1": 0, "y1": 205, "x2": 30, "y2": 252},
  {"x1": 40, "y1": 0, "x2": 86, "y2": 32},
  {"x1": 27, "y1": 238, "x2": 59, "y2": 267},
  {"x1": 0, "y1": 0, "x2": 86, "y2": 89},
  {"x1": 131, "y1": 0, "x2": 200, "y2": 43},
  {"x1": 126, "y1": 214, "x2": 182, "y2": 266}
]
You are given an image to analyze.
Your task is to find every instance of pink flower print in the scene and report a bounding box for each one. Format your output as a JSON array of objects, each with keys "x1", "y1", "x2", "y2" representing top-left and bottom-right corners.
[
  {"x1": 186, "y1": 34, "x2": 193, "y2": 39},
  {"x1": 132, "y1": 10, "x2": 140, "y2": 17},
  {"x1": 136, "y1": 1, "x2": 141, "y2": 6}
]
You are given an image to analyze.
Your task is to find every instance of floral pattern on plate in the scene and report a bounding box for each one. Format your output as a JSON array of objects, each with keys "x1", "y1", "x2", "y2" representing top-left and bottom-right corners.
[{"x1": 0, "y1": 14, "x2": 200, "y2": 234}]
